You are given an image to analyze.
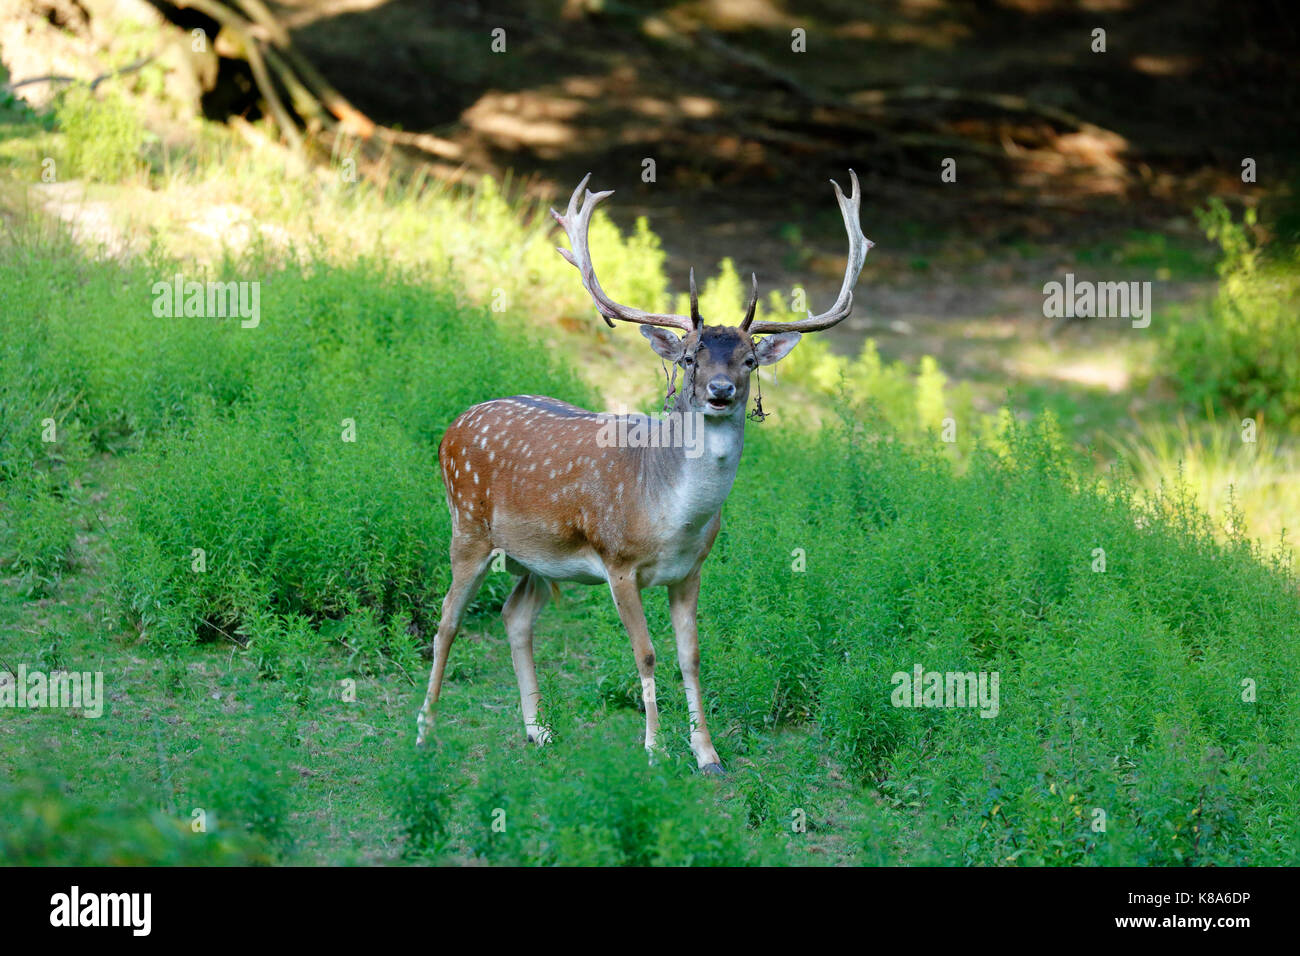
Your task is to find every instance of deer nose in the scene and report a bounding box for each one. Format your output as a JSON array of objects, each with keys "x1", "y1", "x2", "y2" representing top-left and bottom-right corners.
[{"x1": 707, "y1": 377, "x2": 735, "y2": 401}]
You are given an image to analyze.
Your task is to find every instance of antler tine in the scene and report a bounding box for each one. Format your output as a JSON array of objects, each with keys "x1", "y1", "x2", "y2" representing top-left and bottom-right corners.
[
  {"x1": 748, "y1": 169, "x2": 874, "y2": 335},
  {"x1": 688, "y1": 267, "x2": 700, "y2": 328},
  {"x1": 551, "y1": 174, "x2": 696, "y2": 334},
  {"x1": 739, "y1": 272, "x2": 759, "y2": 331}
]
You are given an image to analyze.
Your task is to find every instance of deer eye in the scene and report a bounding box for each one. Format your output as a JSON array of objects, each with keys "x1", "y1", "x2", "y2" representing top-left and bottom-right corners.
[
  {"x1": 743, "y1": 355, "x2": 756, "y2": 368},
  {"x1": 681, "y1": 354, "x2": 694, "y2": 366}
]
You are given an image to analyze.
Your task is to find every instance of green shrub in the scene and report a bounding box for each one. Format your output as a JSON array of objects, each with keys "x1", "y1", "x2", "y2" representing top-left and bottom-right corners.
[
  {"x1": 1161, "y1": 200, "x2": 1300, "y2": 425},
  {"x1": 0, "y1": 775, "x2": 272, "y2": 865},
  {"x1": 184, "y1": 734, "x2": 293, "y2": 853},
  {"x1": 463, "y1": 724, "x2": 785, "y2": 866},
  {"x1": 391, "y1": 737, "x2": 465, "y2": 860},
  {"x1": 54, "y1": 85, "x2": 144, "y2": 182},
  {"x1": 0, "y1": 474, "x2": 79, "y2": 596}
]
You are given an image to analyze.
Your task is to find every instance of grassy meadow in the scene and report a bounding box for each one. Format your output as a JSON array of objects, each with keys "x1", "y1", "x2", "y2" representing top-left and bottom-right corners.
[{"x1": 2, "y1": 76, "x2": 1300, "y2": 866}]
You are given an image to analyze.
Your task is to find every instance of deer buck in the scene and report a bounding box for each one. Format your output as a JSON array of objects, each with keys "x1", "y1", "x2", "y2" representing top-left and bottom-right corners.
[{"x1": 416, "y1": 171, "x2": 872, "y2": 772}]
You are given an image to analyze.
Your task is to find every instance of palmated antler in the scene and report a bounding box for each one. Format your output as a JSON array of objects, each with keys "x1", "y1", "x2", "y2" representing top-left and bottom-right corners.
[
  {"x1": 742, "y1": 170, "x2": 874, "y2": 334},
  {"x1": 552, "y1": 174, "x2": 701, "y2": 334}
]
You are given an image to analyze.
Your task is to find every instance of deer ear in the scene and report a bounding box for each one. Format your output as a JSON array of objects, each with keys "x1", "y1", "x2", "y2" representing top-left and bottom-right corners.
[
  {"x1": 640, "y1": 325, "x2": 685, "y2": 362},
  {"x1": 752, "y1": 331, "x2": 802, "y2": 366}
]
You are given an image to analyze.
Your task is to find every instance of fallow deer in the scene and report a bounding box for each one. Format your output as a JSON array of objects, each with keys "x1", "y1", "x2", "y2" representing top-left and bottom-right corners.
[{"x1": 416, "y1": 172, "x2": 872, "y2": 772}]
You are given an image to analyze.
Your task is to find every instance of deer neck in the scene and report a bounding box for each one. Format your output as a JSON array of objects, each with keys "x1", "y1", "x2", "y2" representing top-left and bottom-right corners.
[{"x1": 646, "y1": 399, "x2": 745, "y2": 529}]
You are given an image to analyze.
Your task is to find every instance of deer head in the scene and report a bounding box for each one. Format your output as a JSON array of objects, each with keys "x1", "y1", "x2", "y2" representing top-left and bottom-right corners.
[{"x1": 550, "y1": 171, "x2": 874, "y2": 420}]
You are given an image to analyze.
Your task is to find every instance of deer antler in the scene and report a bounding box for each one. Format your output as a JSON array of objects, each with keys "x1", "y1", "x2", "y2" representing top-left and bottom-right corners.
[
  {"x1": 552, "y1": 174, "x2": 699, "y2": 334},
  {"x1": 743, "y1": 170, "x2": 874, "y2": 334}
]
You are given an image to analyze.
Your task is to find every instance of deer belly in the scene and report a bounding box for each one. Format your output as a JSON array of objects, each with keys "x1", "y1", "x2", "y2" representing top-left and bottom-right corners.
[
  {"x1": 513, "y1": 552, "x2": 607, "y2": 585},
  {"x1": 498, "y1": 537, "x2": 608, "y2": 584}
]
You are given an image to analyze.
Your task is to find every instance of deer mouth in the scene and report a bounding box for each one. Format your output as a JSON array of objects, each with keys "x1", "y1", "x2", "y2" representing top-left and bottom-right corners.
[{"x1": 706, "y1": 397, "x2": 734, "y2": 412}]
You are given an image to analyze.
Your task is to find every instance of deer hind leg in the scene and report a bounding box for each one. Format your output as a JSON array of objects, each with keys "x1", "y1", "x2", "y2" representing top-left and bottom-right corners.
[
  {"x1": 668, "y1": 573, "x2": 723, "y2": 773},
  {"x1": 502, "y1": 572, "x2": 551, "y2": 745},
  {"x1": 416, "y1": 534, "x2": 493, "y2": 745},
  {"x1": 607, "y1": 571, "x2": 660, "y2": 754}
]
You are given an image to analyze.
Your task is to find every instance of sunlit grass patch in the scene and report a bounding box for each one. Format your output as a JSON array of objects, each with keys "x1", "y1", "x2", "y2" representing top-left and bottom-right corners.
[{"x1": 1106, "y1": 413, "x2": 1300, "y2": 560}]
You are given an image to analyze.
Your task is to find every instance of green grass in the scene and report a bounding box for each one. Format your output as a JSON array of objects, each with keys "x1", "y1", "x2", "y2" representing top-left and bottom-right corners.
[{"x1": 4, "y1": 231, "x2": 1299, "y2": 866}]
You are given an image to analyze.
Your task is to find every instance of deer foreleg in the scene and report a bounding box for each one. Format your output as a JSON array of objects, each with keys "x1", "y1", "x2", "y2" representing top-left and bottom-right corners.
[
  {"x1": 608, "y1": 571, "x2": 660, "y2": 754},
  {"x1": 668, "y1": 573, "x2": 723, "y2": 773},
  {"x1": 417, "y1": 536, "x2": 493, "y2": 745}
]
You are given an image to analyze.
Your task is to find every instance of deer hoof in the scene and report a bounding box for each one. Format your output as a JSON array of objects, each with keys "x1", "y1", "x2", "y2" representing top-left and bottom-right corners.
[{"x1": 701, "y1": 762, "x2": 726, "y2": 776}]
